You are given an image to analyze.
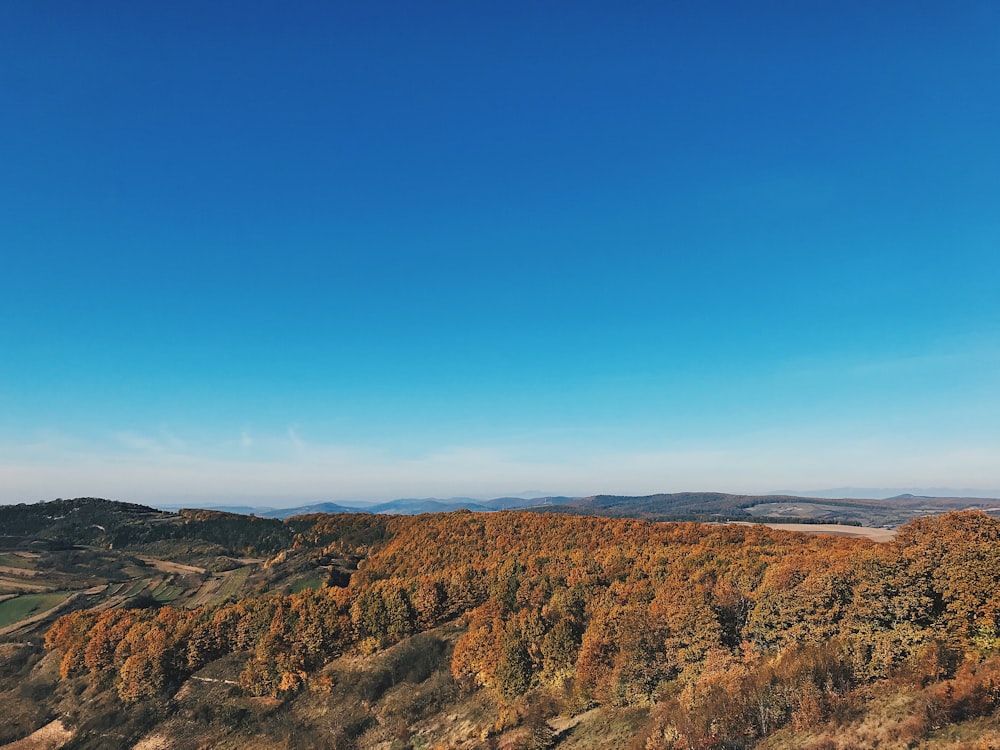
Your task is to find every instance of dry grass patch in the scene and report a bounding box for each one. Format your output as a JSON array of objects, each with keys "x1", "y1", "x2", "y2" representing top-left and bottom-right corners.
[{"x1": 0, "y1": 720, "x2": 72, "y2": 750}]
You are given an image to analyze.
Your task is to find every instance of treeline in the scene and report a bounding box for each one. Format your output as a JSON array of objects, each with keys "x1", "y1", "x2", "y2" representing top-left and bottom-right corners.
[
  {"x1": 0, "y1": 497, "x2": 163, "y2": 540},
  {"x1": 0, "y1": 499, "x2": 296, "y2": 556},
  {"x1": 106, "y1": 509, "x2": 295, "y2": 555},
  {"x1": 44, "y1": 510, "x2": 1000, "y2": 746}
]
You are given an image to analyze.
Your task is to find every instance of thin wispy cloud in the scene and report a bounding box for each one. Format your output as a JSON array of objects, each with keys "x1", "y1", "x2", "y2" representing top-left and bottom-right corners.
[{"x1": 2, "y1": 426, "x2": 999, "y2": 506}]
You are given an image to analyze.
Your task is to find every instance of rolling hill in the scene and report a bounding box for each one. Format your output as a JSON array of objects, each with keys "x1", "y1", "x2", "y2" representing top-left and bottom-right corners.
[
  {"x1": 4, "y1": 498, "x2": 1000, "y2": 748},
  {"x1": 527, "y1": 490, "x2": 1000, "y2": 527}
]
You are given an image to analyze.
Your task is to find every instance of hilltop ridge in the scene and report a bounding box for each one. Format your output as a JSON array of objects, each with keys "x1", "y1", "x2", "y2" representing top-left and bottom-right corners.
[{"x1": 135, "y1": 489, "x2": 1000, "y2": 527}]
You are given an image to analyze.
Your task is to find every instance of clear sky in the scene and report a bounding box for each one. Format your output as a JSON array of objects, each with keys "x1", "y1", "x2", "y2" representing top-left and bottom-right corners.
[{"x1": 2, "y1": 2, "x2": 999, "y2": 505}]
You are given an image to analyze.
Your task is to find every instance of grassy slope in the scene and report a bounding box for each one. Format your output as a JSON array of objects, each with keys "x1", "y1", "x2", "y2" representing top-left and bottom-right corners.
[{"x1": 0, "y1": 593, "x2": 70, "y2": 629}]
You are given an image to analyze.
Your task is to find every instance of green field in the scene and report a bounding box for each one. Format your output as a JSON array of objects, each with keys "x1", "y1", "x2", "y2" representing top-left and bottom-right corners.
[
  {"x1": 0, "y1": 553, "x2": 35, "y2": 570},
  {"x1": 290, "y1": 573, "x2": 325, "y2": 594},
  {"x1": 104, "y1": 582, "x2": 127, "y2": 596},
  {"x1": 124, "y1": 578, "x2": 152, "y2": 597},
  {"x1": 0, "y1": 592, "x2": 70, "y2": 628},
  {"x1": 212, "y1": 566, "x2": 251, "y2": 603},
  {"x1": 150, "y1": 581, "x2": 183, "y2": 602}
]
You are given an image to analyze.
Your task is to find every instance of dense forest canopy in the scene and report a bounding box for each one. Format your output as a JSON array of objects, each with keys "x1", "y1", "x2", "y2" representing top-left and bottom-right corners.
[{"x1": 6, "y1": 501, "x2": 997, "y2": 748}]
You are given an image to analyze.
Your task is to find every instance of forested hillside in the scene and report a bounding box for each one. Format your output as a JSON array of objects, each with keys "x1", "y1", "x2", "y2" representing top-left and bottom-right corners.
[{"x1": 4, "y1": 501, "x2": 1000, "y2": 748}]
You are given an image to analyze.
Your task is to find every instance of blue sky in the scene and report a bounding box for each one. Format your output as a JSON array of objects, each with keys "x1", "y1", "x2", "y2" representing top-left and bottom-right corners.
[{"x1": 2, "y1": 2, "x2": 999, "y2": 504}]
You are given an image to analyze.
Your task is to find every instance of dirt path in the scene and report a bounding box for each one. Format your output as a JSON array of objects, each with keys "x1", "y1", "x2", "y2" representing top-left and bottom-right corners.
[
  {"x1": 549, "y1": 707, "x2": 603, "y2": 737},
  {"x1": 137, "y1": 557, "x2": 206, "y2": 575},
  {"x1": 190, "y1": 675, "x2": 240, "y2": 685},
  {"x1": 0, "y1": 578, "x2": 51, "y2": 593},
  {"x1": 0, "y1": 565, "x2": 41, "y2": 577}
]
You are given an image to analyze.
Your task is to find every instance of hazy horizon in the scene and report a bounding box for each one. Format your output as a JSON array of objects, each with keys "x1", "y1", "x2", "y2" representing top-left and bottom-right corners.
[
  {"x1": 9, "y1": 486, "x2": 1000, "y2": 512},
  {"x1": 3, "y1": 3, "x2": 999, "y2": 503}
]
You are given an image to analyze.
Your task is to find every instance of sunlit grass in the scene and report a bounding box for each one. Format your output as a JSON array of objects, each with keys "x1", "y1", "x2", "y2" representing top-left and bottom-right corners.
[{"x1": 0, "y1": 592, "x2": 70, "y2": 628}]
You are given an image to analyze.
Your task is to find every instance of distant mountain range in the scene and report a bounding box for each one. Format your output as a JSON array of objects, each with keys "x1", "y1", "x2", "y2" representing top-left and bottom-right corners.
[
  {"x1": 773, "y1": 487, "x2": 1000, "y2": 500},
  {"x1": 152, "y1": 495, "x2": 578, "y2": 519},
  {"x1": 524, "y1": 491, "x2": 1000, "y2": 527},
  {"x1": 149, "y1": 487, "x2": 1000, "y2": 516},
  {"x1": 150, "y1": 489, "x2": 1000, "y2": 527},
  {"x1": 260, "y1": 496, "x2": 578, "y2": 519}
]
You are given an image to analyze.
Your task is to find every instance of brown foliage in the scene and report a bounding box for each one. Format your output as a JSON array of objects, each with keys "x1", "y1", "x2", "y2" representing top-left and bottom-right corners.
[{"x1": 40, "y1": 509, "x2": 1000, "y2": 745}]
